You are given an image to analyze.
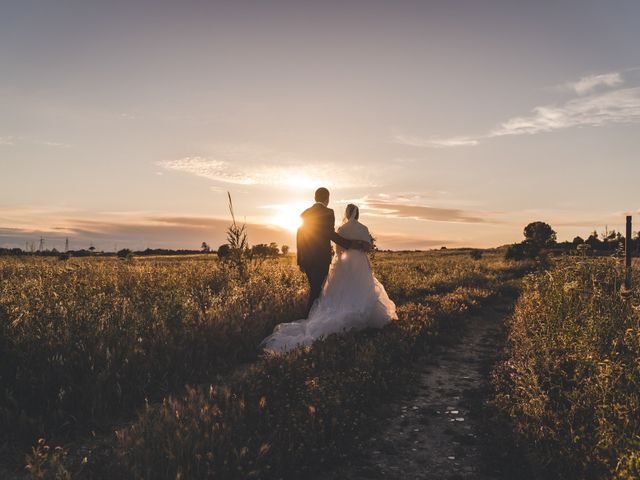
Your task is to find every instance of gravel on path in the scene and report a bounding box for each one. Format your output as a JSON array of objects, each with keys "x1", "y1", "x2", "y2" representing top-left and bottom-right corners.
[{"x1": 316, "y1": 301, "x2": 540, "y2": 480}]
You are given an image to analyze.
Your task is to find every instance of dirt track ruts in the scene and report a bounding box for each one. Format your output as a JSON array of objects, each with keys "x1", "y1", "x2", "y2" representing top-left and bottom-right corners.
[{"x1": 316, "y1": 300, "x2": 540, "y2": 480}]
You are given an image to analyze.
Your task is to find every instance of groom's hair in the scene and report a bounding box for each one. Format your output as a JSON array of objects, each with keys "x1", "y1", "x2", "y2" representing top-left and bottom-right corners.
[{"x1": 314, "y1": 187, "x2": 330, "y2": 203}]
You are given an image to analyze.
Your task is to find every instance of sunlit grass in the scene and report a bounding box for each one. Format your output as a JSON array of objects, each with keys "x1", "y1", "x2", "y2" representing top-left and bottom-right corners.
[
  {"x1": 493, "y1": 258, "x2": 640, "y2": 479},
  {"x1": 0, "y1": 251, "x2": 532, "y2": 478}
]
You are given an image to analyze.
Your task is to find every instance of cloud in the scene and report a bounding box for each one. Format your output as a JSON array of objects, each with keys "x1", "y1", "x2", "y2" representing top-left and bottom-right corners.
[
  {"x1": 0, "y1": 222, "x2": 457, "y2": 252},
  {"x1": 36, "y1": 140, "x2": 72, "y2": 148},
  {"x1": 0, "y1": 215, "x2": 294, "y2": 251},
  {"x1": 393, "y1": 134, "x2": 479, "y2": 148},
  {"x1": 396, "y1": 70, "x2": 640, "y2": 148},
  {"x1": 0, "y1": 136, "x2": 70, "y2": 147},
  {"x1": 158, "y1": 146, "x2": 372, "y2": 189},
  {"x1": 490, "y1": 87, "x2": 640, "y2": 137},
  {"x1": 160, "y1": 157, "x2": 255, "y2": 185},
  {"x1": 363, "y1": 199, "x2": 495, "y2": 224},
  {"x1": 567, "y1": 72, "x2": 623, "y2": 95}
]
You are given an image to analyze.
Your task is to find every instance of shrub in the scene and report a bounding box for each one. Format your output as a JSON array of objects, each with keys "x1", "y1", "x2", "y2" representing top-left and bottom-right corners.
[
  {"x1": 505, "y1": 240, "x2": 540, "y2": 260},
  {"x1": 493, "y1": 258, "x2": 640, "y2": 479},
  {"x1": 217, "y1": 244, "x2": 231, "y2": 259}
]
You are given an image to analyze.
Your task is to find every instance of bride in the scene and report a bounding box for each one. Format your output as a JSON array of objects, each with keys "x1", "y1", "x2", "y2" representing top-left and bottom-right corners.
[{"x1": 261, "y1": 204, "x2": 397, "y2": 353}]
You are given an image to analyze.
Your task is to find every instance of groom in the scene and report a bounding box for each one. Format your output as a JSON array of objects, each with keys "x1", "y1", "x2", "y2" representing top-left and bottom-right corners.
[{"x1": 297, "y1": 187, "x2": 367, "y2": 315}]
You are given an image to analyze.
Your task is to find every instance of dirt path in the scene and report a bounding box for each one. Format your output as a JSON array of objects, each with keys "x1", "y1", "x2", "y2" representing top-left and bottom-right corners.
[{"x1": 316, "y1": 301, "x2": 537, "y2": 480}]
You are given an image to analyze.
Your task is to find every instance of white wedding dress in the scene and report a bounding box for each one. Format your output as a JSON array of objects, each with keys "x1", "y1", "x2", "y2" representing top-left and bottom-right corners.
[{"x1": 261, "y1": 213, "x2": 397, "y2": 353}]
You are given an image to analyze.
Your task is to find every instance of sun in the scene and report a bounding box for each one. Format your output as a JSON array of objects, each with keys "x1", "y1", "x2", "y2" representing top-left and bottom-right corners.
[
  {"x1": 273, "y1": 212, "x2": 303, "y2": 232},
  {"x1": 264, "y1": 202, "x2": 307, "y2": 232}
]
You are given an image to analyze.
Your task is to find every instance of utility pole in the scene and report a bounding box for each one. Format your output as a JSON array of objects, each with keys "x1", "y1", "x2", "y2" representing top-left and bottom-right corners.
[
  {"x1": 625, "y1": 216, "x2": 632, "y2": 290},
  {"x1": 38, "y1": 237, "x2": 44, "y2": 252},
  {"x1": 65, "y1": 237, "x2": 69, "y2": 252}
]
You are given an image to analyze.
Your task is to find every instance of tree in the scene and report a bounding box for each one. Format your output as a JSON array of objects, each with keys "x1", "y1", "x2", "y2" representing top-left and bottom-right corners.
[
  {"x1": 523, "y1": 221, "x2": 556, "y2": 247},
  {"x1": 217, "y1": 244, "x2": 231, "y2": 259},
  {"x1": 201, "y1": 241, "x2": 211, "y2": 253},
  {"x1": 572, "y1": 236, "x2": 584, "y2": 246},
  {"x1": 281, "y1": 245, "x2": 290, "y2": 255},
  {"x1": 117, "y1": 248, "x2": 132, "y2": 259},
  {"x1": 251, "y1": 243, "x2": 279, "y2": 257},
  {"x1": 586, "y1": 231, "x2": 601, "y2": 249}
]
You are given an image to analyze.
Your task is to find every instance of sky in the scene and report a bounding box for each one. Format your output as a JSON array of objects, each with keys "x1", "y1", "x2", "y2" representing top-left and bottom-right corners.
[{"x1": 1, "y1": 0, "x2": 640, "y2": 251}]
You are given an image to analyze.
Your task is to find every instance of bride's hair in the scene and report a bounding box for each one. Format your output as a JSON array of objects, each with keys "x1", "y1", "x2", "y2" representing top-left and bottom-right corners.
[{"x1": 344, "y1": 203, "x2": 359, "y2": 222}]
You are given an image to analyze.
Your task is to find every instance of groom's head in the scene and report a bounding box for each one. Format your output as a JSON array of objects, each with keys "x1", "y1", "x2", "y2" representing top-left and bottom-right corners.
[{"x1": 314, "y1": 187, "x2": 330, "y2": 206}]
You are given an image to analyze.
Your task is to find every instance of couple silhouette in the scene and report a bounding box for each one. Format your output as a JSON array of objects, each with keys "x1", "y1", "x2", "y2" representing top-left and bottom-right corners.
[{"x1": 261, "y1": 187, "x2": 396, "y2": 353}]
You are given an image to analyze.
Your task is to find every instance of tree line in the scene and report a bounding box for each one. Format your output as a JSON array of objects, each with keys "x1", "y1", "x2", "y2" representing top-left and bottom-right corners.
[
  {"x1": 0, "y1": 243, "x2": 291, "y2": 259},
  {"x1": 505, "y1": 221, "x2": 640, "y2": 260}
]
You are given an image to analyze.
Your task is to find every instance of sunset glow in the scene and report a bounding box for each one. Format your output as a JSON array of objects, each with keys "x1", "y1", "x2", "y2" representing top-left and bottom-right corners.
[{"x1": 264, "y1": 203, "x2": 308, "y2": 233}]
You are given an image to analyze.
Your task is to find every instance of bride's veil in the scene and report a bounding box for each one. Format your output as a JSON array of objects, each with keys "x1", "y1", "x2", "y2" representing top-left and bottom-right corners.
[
  {"x1": 343, "y1": 204, "x2": 359, "y2": 224},
  {"x1": 339, "y1": 204, "x2": 370, "y2": 242}
]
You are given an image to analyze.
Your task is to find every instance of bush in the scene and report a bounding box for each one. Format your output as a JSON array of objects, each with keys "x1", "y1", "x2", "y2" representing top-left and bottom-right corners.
[
  {"x1": 470, "y1": 249, "x2": 483, "y2": 260},
  {"x1": 504, "y1": 240, "x2": 540, "y2": 260},
  {"x1": 251, "y1": 243, "x2": 280, "y2": 257},
  {"x1": 217, "y1": 244, "x2": 230, "y2": 259},
  {"x1": 493, "y1": 258, "x2": 640, "y2": 479}
]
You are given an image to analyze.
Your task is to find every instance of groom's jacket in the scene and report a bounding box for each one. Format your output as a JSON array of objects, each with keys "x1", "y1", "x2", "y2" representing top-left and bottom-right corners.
[{"x1": 297, "y1": 203, "x2": 352, "y2": 270}]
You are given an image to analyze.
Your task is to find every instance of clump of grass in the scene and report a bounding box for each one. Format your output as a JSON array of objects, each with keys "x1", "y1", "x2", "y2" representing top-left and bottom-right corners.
[
  {"x1": 225, "y1": 192, "x2": 251, "y2": 277},
  {"x1": 493, "y1": 258, "x2": 640, "y2": 479}
]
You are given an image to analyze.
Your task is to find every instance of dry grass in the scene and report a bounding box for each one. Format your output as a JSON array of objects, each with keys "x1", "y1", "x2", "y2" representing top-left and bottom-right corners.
[
  {"x1": 493, "y1": 258, "x2": 640, "y2": 479},
  {"x1": 0, "y1": 251, "x2": 532, "y2": 478},
  {"x1": 1, "y1": 255, "x2": 306, "y2": 448}
]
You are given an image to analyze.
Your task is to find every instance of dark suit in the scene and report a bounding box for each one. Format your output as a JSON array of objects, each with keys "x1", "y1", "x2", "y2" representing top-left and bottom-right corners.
[{"x1": 297, "y1": 202, "x2": 352, "y2": 314}]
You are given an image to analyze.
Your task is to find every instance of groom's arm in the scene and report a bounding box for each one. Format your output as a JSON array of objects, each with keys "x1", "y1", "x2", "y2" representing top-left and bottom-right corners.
[{"x1": 323, "y1": 210, "x2": 369, "y2": 251}]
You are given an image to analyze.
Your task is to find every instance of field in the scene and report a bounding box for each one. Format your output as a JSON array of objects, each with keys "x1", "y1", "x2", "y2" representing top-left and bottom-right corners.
[
  {"x1": 6, "y1": 251, "x2": 639, "y2": 479},
  {"x1": 0, "y1": 251, "x2": 533, "y2": 478}
]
